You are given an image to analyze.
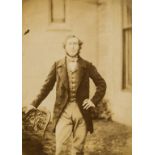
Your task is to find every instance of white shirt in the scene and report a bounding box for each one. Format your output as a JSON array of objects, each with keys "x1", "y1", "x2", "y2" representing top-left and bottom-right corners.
[{"x1": 66, "y1": 56, "x2": 79, "y2": 72}]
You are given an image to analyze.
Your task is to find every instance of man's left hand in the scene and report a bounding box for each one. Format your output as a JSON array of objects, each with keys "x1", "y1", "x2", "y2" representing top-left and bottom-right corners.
[{"x1": 82, "y1": 99, "x2": 95, "y2": 110}]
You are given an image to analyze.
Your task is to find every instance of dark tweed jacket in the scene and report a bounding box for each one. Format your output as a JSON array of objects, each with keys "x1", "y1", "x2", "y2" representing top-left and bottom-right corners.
[{"x1": 31, "y1": 57, "x2": 106, "y2": 133}]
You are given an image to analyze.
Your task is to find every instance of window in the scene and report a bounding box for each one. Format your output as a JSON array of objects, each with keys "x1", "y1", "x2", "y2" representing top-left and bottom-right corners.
[
  {"x1": 51, "y1": 0, "x2": 66, "y2": 23},
  {"x1": 48, "y1": 0, "x2": 71, "y2": 30},
  {"x1": 122, "y1": 0, "x2": 132, "y2": 90}
]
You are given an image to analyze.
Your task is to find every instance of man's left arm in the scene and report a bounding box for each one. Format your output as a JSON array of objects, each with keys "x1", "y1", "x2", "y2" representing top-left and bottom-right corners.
[
  {"x1": 89, "y1": 63, "x2": 107, "y2": 105},
  {"x1": 83, "y1": 63, "x2": 107, "y2": 109}
]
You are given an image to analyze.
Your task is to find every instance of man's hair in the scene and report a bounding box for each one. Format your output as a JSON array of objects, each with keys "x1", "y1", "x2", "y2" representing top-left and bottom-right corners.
[{"x1": 63, "y1": 35, "x2": 83, "y2": 51}]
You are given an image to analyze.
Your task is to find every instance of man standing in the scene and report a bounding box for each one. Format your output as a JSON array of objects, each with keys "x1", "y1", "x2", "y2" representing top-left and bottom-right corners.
[{"x1": 26, "y1": 35, "x2": 106, "y2": 155}]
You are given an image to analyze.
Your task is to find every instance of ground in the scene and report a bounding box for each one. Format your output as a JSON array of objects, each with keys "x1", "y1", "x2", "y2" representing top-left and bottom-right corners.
[
  {"x1": 85, "y1": 120, "x2": 131, "y2": 155},
  {"x1": 23, "y1": 120, "x2": 131, "y2": 155}
]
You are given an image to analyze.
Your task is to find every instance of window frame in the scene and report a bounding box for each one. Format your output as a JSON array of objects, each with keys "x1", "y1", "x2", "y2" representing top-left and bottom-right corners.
[{"x1": 122, "y1": 0, "x2": 132, "y2": 90}]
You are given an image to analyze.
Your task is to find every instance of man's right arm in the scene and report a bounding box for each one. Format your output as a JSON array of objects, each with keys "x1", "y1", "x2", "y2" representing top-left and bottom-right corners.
[{"x1": 31, "y1": 62, "x2": 56, "y2": 108}]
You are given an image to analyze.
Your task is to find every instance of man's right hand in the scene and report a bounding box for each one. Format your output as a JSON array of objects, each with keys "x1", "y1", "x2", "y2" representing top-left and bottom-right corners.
[{"x1": 22, "y1": 105, "x2": 36, "y2": 114}]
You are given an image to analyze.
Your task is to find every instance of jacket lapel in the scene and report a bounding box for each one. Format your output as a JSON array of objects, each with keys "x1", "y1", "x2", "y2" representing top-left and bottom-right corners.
[
  {"x1": 77, "y1": 57, "x2": 87, "y2": 90},
  {"x1": 56, "y1": 56, "x2": 87, "y2": 90},
  {"x1": 57, "y1": 57, "x2": 69, "y2": 90}
]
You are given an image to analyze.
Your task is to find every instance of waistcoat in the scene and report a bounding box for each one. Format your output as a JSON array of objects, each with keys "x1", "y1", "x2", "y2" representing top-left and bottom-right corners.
[{"x1": 67, "y1": 62, "x2": 80, "y2": 102}]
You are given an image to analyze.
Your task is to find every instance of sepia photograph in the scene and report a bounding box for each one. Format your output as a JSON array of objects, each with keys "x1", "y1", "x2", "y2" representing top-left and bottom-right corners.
[{"x1": 22, "y1": 0, "x2": 132, "y2": 155}]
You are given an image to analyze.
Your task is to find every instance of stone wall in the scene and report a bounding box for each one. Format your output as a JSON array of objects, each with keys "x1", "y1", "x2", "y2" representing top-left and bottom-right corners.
[{"x1": 97, "y1": 0, "x2": 132, "y2": 125}]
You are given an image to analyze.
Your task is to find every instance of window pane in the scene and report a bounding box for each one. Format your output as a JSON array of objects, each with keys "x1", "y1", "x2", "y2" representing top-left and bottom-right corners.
[
  {"x1": 123, "y1": 28, "x2": 132, "y2": 89},
  {"x1": 123, "y1": 0, "x2": 132, "y2": 27},
  {"x1": 51, "y1": 0, "x2": 66, "y2": 23}
]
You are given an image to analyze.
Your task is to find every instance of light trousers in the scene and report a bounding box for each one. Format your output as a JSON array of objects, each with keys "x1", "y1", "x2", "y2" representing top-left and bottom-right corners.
[{"x1": 55, "y1": 102, "x2": 87, "y2": 155}]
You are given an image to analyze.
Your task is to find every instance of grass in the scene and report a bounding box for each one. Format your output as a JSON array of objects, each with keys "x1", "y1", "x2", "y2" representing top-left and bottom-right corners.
[{"x1": 23, "y1": 120, "x2": 132, "y2": 155}]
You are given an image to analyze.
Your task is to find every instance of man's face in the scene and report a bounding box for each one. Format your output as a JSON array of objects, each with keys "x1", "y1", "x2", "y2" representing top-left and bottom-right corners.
[{"x1": 65, "y1": 37, "x2": 80, "y2": 57}]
